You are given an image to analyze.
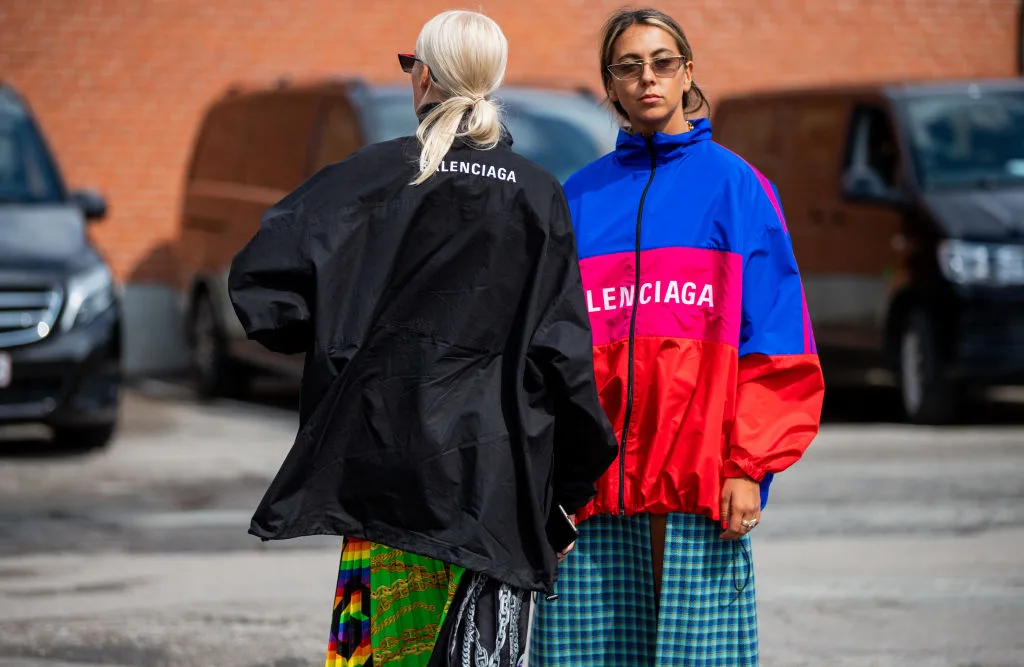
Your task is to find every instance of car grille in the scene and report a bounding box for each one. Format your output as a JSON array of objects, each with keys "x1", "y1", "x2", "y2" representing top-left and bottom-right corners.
[{"x1": 0, "y1": 286, "x2": 63, "y2": 349}]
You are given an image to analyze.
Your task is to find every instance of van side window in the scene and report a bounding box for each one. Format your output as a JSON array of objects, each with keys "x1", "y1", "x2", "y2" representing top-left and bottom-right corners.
[
  {"x1": 842, "y1": 106, "x2": 900, "y2": 196},
  {"x1": 244, "y1": 93, "x2": 322, "y2": 192},
  {"x1": 190, "y1": 101, "x2": 247, "y2": 183},
  {"x1": 311, "y1": 100, "x2": 362, "y2": 172}
]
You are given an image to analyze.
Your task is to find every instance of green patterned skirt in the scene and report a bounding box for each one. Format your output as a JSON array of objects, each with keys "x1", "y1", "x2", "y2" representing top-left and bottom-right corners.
[{"x1": 324, "y1": 537, "x2": 465, "y2": 667}]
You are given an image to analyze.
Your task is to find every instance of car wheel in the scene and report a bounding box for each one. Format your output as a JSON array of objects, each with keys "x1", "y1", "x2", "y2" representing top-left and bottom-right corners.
[
  {"x1": 52, "y1": 421, "x2": 117, "y2": 450},
  {"x1": 899, "y1": 309, "x2": 959, "y2": 425},
  {"x1": 190, "y1": 292, "x2": 249, "y2": 400}
]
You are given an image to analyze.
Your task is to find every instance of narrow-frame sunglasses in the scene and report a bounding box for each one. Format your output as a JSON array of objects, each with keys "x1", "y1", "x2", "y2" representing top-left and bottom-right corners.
[
  {"x1": 606, "y1": 55, "x2": 688, "y2": 81},
  {"x1": 398, "y1": 52, "x2": 438, "y2": 82},
  {"x1": 398, "y1": 52, "x2": 422, "y2": 73}
]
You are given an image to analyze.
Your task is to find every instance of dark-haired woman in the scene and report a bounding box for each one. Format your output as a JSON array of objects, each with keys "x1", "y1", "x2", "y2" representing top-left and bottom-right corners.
[{"x1": 527, "y1": 7, "x2": 825, "y2": 666}]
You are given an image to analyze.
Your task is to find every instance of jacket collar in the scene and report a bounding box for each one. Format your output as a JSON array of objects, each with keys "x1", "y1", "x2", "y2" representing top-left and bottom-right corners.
[
  {"x1": 614, "y1": 117, "x2": 711, "y2": 166},
  {"x1": 416, "y1": 102, "x2": 514, "y2": 148}
]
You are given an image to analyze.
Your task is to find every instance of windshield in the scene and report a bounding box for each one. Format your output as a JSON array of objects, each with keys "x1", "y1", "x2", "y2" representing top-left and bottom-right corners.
[
  {"x1": 0, "y1": 92, "x2": 64, "y2": 204},
  {"x1": 903, "y1": 90, "x2": 1024, "y2": 190},
  {"x1": 362, "y1": 89, "x2": 619, "y2": 183}
]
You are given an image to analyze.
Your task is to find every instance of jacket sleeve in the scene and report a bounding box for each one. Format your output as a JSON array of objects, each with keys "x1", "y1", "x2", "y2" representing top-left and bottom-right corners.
[
  {"x1": 227, "y1": 186, "x2": 315, "y2": 355},
  {"x1": 528, "y1": 191, "x2": 619, "y2": 513},
  {"x1": 725, "y1": 177, "x2": 825, "y2": 485}
]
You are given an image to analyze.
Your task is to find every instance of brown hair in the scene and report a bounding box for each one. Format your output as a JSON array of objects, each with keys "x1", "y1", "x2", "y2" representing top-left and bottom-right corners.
[{"x1": 599, "y1": 7, "x2": 710, "y2": 122}]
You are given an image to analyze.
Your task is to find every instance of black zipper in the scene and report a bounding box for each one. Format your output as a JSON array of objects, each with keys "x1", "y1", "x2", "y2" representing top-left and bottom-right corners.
[{"x1": 618, "y1": 136, "x2": 658, "y2": 515}]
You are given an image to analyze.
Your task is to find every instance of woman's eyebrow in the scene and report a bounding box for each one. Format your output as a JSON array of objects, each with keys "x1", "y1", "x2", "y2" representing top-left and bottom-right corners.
[{"x1": 616, "y1": 48, "x2": 677, "y2": 62}]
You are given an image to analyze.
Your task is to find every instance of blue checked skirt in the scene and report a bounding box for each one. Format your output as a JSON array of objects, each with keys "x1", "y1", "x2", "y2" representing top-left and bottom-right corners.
[{"x1": 527, "y1": 512, "x2": 758, "y2": 667}]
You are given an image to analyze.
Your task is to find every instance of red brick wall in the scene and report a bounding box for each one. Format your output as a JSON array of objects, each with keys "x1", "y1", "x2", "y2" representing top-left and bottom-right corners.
[{"x1": 1, "y1": 0, "x2": 1019, "y2": 284}]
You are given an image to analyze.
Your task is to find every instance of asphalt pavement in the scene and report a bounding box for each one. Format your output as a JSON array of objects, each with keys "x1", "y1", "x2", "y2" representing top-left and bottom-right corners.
[{"x1": 0, "y1": 379, "x2": 1021, "y2": 666}]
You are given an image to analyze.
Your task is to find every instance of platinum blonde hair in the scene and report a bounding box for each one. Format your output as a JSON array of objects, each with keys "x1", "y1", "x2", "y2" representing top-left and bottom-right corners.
[{"x1": 411, "y1": 10, "x2": 508, "y2": 186}]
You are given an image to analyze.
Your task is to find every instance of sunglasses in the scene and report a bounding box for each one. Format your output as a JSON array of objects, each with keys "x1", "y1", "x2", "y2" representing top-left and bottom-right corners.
[
  {"x1": 398, "y1": 52, "x2": 423, "y2": 73},
  {"x1": 606, "y1": 55, "x2": 688, "y2": 81},
  {"x1": 398, "y1": 52, "x2": 439, "y2": 83}
]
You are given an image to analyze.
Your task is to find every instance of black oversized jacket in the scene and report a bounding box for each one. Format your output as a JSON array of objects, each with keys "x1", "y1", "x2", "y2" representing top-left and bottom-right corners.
[{"x1": 227, "y1": 131, "x2": 618, "y2": 592}]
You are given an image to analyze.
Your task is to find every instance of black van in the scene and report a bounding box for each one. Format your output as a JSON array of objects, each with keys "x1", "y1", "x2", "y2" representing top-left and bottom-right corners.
[
  {"x1": 714, "y1": 78, "x2": 1024, "y2": 424},
  {"x1": 0, "y1": 82, "x2": 121, "y2": 447}
]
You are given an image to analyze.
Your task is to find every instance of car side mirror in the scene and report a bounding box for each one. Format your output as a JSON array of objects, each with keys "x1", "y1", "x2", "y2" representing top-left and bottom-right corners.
[{"x1": 70, "y1": 188, "x2": 107, "y2": 222}]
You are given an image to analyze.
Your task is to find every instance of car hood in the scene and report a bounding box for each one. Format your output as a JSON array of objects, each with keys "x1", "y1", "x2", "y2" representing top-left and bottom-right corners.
[
  {"x1": 921, "y1": 189, "x2": 1024, "y2": 241},
  {"x1": 0, "y1": 204, "x2": 94, "y2": 273}
]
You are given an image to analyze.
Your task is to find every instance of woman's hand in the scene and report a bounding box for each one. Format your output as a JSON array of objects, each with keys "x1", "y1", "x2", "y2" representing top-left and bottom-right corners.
[
  {"x1": 720, "y1": 476, "x2": 761, "y2": 540},
  {"x1": 556, "y1": 541, "x2": 575, "y2": 563}
]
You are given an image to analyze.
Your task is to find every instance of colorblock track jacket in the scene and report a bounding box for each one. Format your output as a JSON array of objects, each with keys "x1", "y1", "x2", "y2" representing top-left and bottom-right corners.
[{"x1": 564, "y1": 118, "x2": 825, "y2": 524}]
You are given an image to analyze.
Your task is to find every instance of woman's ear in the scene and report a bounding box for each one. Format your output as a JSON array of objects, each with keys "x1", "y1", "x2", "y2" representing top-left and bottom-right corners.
[{"x1": 419, "y1": 65, "x2": 433, "y2": 94}]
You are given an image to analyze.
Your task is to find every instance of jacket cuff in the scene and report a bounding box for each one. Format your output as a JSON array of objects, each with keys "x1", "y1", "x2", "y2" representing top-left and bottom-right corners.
[
  {"x1": 555, "y1": 482, "x2": 597, "y2": 515},
  {"x1": 723, "y1": 456, "x2": 766, "y2": 482}
]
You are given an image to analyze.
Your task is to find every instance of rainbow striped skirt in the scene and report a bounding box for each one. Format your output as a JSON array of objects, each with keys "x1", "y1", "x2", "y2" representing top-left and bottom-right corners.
[
  {"x1": 325, "y1": 538, "x2": 464, "y2": 667},
  {"x1": 325, "y1": 537, "x2": 531, "y2": 667}
]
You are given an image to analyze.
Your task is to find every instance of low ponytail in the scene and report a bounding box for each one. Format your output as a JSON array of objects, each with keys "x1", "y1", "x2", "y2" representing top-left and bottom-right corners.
[
  {"x1": 409, "y1": 10, "x2": 507, "y2": 186},
  {"x1": 463, "y1": 96, "x2": 502, "y2": 147}
]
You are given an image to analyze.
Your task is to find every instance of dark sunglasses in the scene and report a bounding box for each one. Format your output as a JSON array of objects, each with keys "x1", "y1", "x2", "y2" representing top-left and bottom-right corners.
[
  {"x1": 607, "y1": 55, "x2": 688, "y2": 81},
  {"x1": 398, "y1": 52, "x2": 422, "y2": 73},
  {"x1": 398, "y1": 52, "x2": 438, "y2": 83}
]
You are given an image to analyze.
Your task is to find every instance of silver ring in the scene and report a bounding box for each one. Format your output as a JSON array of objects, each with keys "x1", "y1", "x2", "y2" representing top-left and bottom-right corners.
[{"x1": 741, "y1": 518, "x2": 759, "y2": 529}]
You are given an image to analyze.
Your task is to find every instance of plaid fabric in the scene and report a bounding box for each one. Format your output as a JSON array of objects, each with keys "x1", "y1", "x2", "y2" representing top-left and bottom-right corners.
[
  {"x1": 529, "y1": 513, "x2": 656, "y2": 664},
  {"x1": 656, "y1": 513, "x2": 758, "y2": 665},
  {"x1": 528, "y1": 513, "x2": 757, "y2": 667}
]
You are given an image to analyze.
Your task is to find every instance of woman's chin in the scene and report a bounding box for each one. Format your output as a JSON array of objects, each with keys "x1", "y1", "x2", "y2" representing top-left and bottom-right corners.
[{"x1": 627, "y1": 109, "x2": 672, "y2": 133}]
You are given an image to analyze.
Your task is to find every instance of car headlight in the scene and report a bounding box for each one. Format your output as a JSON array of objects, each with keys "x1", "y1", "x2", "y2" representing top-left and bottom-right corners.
[
  {"x1": 61, "y1": 265, "x2": 116, "y2": 331},
  {"x1": 938, "y1": 240, "x2": 1024, "y2": 286}
]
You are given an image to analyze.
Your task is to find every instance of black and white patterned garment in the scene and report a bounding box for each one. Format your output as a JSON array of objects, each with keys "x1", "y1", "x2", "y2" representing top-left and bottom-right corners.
[{"x1": 430, "y1": 573, "x2": 533, "y2": 667}]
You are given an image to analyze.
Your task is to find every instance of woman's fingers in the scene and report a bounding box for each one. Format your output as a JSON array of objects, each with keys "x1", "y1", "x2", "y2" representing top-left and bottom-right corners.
[
  {"x1": 740, "y1": 513, "x2": 761, "y2": 531},
  {"x1": 728, "y1": 510, "x2": 762, "y2": 539},
  {"x1": 719, "y1": 485, "x2": 733, "y2": 534},
  {"x1": 721, "y1": 513, "x2": 744, "y2": 540},
  {"x1": 557, "y1": 541, "x2": 576, "y2": 562},
  {"x1": 721, "y1": 503, "x2": 760, "y2": 540},
  {"x1": 720, "y1": 484, "x2": 742, "y2": 539},
  {"x1": 720, "y1": 477, "x2": 762, "y2": 540}
]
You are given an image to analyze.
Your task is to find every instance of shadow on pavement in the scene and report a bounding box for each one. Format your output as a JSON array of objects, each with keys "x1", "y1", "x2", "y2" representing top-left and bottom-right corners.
[
  {"x1": 0, "y1": 427, "x2": 103, "y2": 460},
  {"x1": 182, "y1": 373, "x2": 1024, "y2": 428},
  {"x1": 231, "y1": 375, "x2": 1024, "y2": 427},
  {"x1": 821, "y1": 386, "x2": 1024, "y2": 425}
]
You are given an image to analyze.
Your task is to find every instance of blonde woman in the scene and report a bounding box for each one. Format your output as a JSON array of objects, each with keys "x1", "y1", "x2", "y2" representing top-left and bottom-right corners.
[{"x1": 228, "y1": 9, "x2": 617, "y2": 667}]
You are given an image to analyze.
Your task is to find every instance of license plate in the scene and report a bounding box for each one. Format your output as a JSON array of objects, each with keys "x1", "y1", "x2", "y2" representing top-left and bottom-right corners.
[{"x1": 0, "y1": 352, "x2": 9, "y2": 389}]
